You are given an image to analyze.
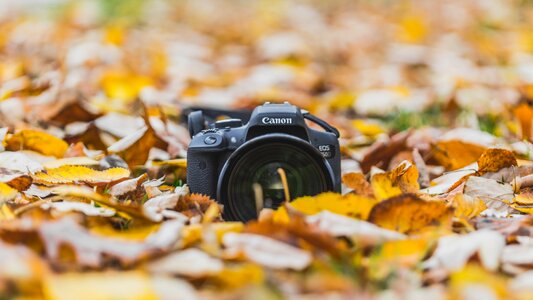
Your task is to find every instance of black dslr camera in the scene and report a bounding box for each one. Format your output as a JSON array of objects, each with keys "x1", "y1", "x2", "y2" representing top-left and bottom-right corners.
[{"x1": 186, "y1": 102, "x2": 341, "y2": 221}]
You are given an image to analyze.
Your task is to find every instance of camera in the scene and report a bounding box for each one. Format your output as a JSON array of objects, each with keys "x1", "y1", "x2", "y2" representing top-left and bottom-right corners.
[{"x1": 186, "y1": 102, "x2": 341, "y2": 221}]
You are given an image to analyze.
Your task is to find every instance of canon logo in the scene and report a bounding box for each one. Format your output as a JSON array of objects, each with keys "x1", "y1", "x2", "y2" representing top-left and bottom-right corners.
[{"x1": 261, "y1": 117, "x2": 293, "y2": 125}]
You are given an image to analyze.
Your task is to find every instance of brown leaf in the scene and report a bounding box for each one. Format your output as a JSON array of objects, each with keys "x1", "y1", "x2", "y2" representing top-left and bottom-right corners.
[
  {"x1": 368, "y1": 194, "x2": 453, "y2": 234},
  {"x1": 342, "y1": 172, "x2": 374, "y2": 197},
  {"x1": 107, "y1": 125, "x2": 157, "y2": 167},
  {"x1": 64, "y1": 122, "x2": 107, "y2": 150},
  {"x1": 477, "y1": 148, "x2": 517, "y2": 175},
  {"x1": 0, "y1": 167, "x2": 32, "y2": 191},
  {"x1": 360, "y1": 130, "x2": 411, "y2": 173}
]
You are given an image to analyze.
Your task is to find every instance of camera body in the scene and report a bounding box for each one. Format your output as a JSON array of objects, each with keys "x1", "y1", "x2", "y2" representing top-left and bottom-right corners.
[{"x1": 187, "y1": 102, "x2": 341, "y2": 220}]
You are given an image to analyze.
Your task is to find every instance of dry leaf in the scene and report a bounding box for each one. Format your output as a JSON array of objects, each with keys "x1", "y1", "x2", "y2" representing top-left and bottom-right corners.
[
  {"x1": 0, "y1": 167, "x2": 32, "y2": 191},
  {"x1": 360, "y1": 130, "x2": 411, "y2": 173},
  {"x1": 43, "y1": 157, "x2": 100, "y2": 169},
  {"x1": 306, "y1": 211, "x2": 405, "y2": 246},
  {"x1": 476, "y1": 148, "x2": 517, "y2": 175},
  {"x1": 6, "y1": 129, "x2": 68, "y2": 158},
  {"x1": 274, "y1": 192, "x2": 377, "y2": 222},
  {"x1": 44, "y1": 271, "x2": 198, "y2": 300},
  {"x1": 451, "y1": 194, "x2": 487, "y2": 219},
  {"x1": 342, "y1": 172, "x2": 374, "y2": 197},
  {"x1": 431, "y1": 140, "x2": 486, "y2": 171},
  {"x1": 148, "y1": 248, "x2": 224, "y2": 277},
  {"x1": 371, "y1": 161, "x2": 420, "y2": 201},
  {"x1": 39, "y1": 218, "x2": 184, "y2": 266},
  {"x1": 368, "y1": 194, "x2": 453, "y2": 234},
  {"x1": 32, "y1": 166, "x2": 130, "y2": 185},
  {"x1": 223, "y1": 232, "x2": 312, "y2": 270},
  {"x1": 464, "y1": 176, "x2": 515, "y2": 217},
  {"x1": 109, "y1": 173, "x2": 148, "y2": 197},
  {"x1": 0, "y1": 151, "x2": 43, "y2": 173},
  {"x1": 108, "y1": 125, "x2": 157, "y2": 167},
  {"x1": 514, "y1": 103, "x2": 533, "y2": 141},
  {"x1": 423, "y1": 230, "x2": 504, "y2": 271},
  {"x1": 0, "y1": 182, "x2": 19, "y2": 203},
  {"x1": 41, "y1": 202, "x2": 115, "y2": 217}
]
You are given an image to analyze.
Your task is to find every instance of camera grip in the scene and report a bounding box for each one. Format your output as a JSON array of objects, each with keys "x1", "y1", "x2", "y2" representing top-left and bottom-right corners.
[{"x1": 186, "y1": 152, "x2": 219, "y2": 199}]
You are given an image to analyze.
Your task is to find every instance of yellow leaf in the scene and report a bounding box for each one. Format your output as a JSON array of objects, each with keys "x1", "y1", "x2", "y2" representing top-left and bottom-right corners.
[
  {"x1": 371, "y1": 161, "x2": 419, "y2": 201},
  {"x1": 0, "y1": 182, "x2": 18, "y2": 202},
  {"x1": 352, "y1": 119, "x2": 385, "y2": 137},
  {"x1": 397, "y1": 15, "x2": 427, "y2": 43},
  {"x1": 212, "y1": 263, "x2": 264, "y2": 290},
  {"x1": 273, "y1": 192, "x2": 377, "y2": 222},
  {"x1": 432, "y1": 140, "x2": 486, "y2": 170},
  {"x1": 368, "y1": 194, "x2": 453, "y2": 234},
  {"x1": 32, "y1": 166, "x2": 130, "y2": 185},
  {"x1": 514, "y1": 190, "x2": 533, "y2": 205},
  {"x1": 450, "y1": 264, "x2": 508, "y2": 300},
  {"x1": 101, "y1": 71, "x2": 153, "y2": 102},
  {"x1": 104, "y1": 25, "x2": 125, "y2": 45},
  {"x1": 6, "y1": 130, "x2": 68, "y2": 158},
  {"x1": 43, "y1": 272, "x2": 158, "y2": 300},
  {"x1": 369, "y1": 238, "x2": 431, "y2": 280},
  {"x1": 451, "y1": 194, "x2": 487, "y2": 219},
  {"x1": 329, "y1": 92, "x2": 356, "y2": 110}
]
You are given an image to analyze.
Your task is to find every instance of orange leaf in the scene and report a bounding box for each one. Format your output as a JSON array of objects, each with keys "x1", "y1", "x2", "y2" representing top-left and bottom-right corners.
[
  {"x1": 6, "y1": 130, "x2": 68, "y2": 158},
  {"x1": 368, "y1": 194, "x2": 453, "y2": 234}
]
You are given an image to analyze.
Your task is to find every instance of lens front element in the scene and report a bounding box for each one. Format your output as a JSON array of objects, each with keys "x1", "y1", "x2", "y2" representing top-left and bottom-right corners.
[{"x1": 220, "y1": 137, "x2": 332, "y2": 221}]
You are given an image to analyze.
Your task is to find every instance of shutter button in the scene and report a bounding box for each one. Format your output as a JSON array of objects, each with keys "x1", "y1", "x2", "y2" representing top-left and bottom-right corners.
[{"x1": 204, "y1": 136, "x2": 217, "y2": 145}]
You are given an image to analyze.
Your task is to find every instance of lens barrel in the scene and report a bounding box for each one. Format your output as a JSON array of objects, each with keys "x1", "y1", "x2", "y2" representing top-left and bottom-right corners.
[{"x1": 217, "y1": 134, "x2": 334, "y2": 221}]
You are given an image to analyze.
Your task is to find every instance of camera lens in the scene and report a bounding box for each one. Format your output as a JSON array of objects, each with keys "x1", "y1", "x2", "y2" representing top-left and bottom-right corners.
[{"x1": 218, "y1": 135, "x2": 333, "y2": 221}]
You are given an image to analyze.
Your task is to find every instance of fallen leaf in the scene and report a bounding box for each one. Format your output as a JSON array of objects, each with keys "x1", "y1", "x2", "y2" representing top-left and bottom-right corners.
[
  {"x1": 371, "y1": 161, "x2": 420, "y2": 201},
  {"x1": 109, "y1": 173, "x2": 148, "y2": 198},
  {"x1": 0, "y1": 182, "x2": 19, "y2": 203},
  {"x1": 108, "y1": 125, "x2": 158, "y2": 167},
  {"x1": 306, "y1": 211, "x2": 405, "y2": 246},
  {"x1": 514, "y1": 103, "x2": 533, "y2": 141},
  {"x1": 44, "y1": 271, "x2": 197, "y2": 300},
  {"x1": 464, "y1": 176, "x2": 515, "y2": 217},
  {"x1": 368, "y1": 194, "x2": 453, "y2": 234},
  {"x1": 0, "y1": 151, "x2": 43, "y2": 173},
  {"x1": 6, "y1": 129, "x2": 68, "y2": 158},
  {"x1": 431, "y1": 140, "x2": 486, "y2": 171},
  {"x1": 148, "y1": 248, "x2": 224, "y2": 277},
  {"x1": 342, "y1": 172, "x2": 374, "y2": 197},
  {"x1": 360, "y1": 131, "x2": 411, "y2": 173},
  {"x1": 423, "y1": 230, "x2": 505, "y2": 271},
  {"x1": 451, "y1": 194, "x2": 487, "y2": 219},
  {"x1": 273, "y1": 192, "x2": 377, "y2": 221},
  {"x1": 40, "y1": 202, "x2": 115, "y2": 217},
  {"x1": 0, "y1": 167, "x2": 32, "y2": 191},
  {"x1": 476, "y1": 148, "x2": 517, "y2": 175},
  {"x1": 42, "y1": 156, "x2": 100, "y2": 169},
  {"x1": 32, "y1": 166, "x2": 130, "y2": 186},
  {"x1": 39, "y1": 218, "x2": 184, "y2": 267},
  {"x1": 223, "y1": 232, "x2": 312, "y2": 270}
]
